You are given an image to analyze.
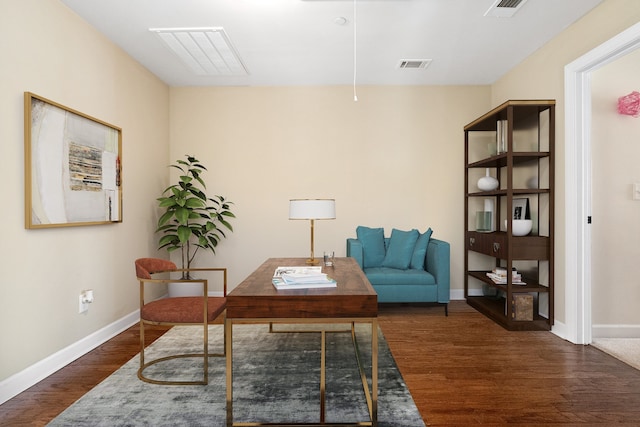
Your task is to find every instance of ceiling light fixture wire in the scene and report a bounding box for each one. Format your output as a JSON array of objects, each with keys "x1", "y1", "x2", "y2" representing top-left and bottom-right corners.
[{"x1": 353, "y1": 0, "x2": 358, "y2": 102}]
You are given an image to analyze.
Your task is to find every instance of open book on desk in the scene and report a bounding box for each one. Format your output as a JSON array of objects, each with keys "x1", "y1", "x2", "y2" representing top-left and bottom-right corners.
[{"x1": 272, "y1": 266, "x2": 337, "y2": 290}]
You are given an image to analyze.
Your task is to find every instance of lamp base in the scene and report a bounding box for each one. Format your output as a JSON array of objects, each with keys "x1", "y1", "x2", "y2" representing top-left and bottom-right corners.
[{"x1": 306, "y1": 258, "x2": 319, "y2": 265}]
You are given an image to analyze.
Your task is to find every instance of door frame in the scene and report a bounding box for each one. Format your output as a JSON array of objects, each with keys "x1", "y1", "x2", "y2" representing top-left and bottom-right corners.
[{"x1": 564, "y1": 22, "x2": 640, "y2": 344}]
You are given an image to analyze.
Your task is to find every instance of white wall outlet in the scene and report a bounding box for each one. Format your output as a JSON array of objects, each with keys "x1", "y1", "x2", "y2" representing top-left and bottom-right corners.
[
  {"x1": 78, "y1": 295, "x2": 89, "y2": 313},
  {"x1": 633, "y1": 183, "x2": 640, "y2": 200},
  {"x1": 78, "y1": 289, "x2": 94, "y2": 314}
]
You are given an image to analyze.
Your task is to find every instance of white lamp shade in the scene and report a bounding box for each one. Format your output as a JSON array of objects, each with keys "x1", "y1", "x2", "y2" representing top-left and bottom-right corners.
[{"x1": 289, "y1": 199, "x2": 336, "y2": 220}]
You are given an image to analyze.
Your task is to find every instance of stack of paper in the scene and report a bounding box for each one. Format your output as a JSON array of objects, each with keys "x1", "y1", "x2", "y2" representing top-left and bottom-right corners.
[{"x1": 272, "y1": 266, "x2": 337, "y2": 289}]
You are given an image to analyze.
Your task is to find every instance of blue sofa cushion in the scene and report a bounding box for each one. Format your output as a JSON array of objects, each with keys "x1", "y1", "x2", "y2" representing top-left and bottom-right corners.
[
  {"x1": 356, "y1": 226, "x2": 386, "y2": 268},
  {"x1": 382, "y1": 228, "x2": 419, "y2": 269},
  {"x1": 364, "y1": 267, "x2": 436, "y2": 286},
  {"x1": 410, "y1": 228, "x2": 433, "y2": 270}
]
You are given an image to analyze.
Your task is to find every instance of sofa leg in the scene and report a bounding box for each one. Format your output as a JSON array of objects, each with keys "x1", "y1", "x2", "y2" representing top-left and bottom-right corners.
[{"x1": 444, "y1": 303, "x2": 448, "y2": 317}]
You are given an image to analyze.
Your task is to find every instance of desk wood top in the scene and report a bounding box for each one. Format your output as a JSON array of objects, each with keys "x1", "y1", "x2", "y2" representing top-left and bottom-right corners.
[{"x1": 226, "y1": 257, "x2": 377, "y2": 319}]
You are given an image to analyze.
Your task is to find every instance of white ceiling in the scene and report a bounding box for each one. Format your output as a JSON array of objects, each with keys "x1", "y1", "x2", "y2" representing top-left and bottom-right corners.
[{"x1": 59, "y1": 0, "x2": 603, "y2": 87}]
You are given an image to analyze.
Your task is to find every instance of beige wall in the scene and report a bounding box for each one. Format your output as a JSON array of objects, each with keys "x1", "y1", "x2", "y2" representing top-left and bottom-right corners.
[
  {"x1": 2, "y1": 0, "x2": 640, "y2": 398},
  {"x1": 490, "y1": 0, "x2": 640, "y2": 326},
  {"x1": 169, "y1": 86, "x2": 490, "y2": 290},
  {"x1": 591, "y1": 49, "x2": 640, "y2": 326},
  {"x1": 0, "y1": 0, "x2": 169, "y2": 382}
]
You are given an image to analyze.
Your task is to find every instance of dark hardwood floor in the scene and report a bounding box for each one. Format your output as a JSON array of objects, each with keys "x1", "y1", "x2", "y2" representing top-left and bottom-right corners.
[
  {"x1": 379, "y1": 302, "x2": 640, "y2": 425},
  {"x1": 2, "y1": 301, "x2": 640, "y2": 426}
]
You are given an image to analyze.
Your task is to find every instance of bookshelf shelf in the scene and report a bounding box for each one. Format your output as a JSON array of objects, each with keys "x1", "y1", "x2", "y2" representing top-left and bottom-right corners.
[{"x1": 464, "y1": 100, "x2": 555, "y2": 331}]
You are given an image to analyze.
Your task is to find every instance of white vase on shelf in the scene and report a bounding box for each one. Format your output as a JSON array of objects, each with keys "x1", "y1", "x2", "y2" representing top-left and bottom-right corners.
[{"x1": 477, "y1": 168, "x2": 499, "y2": 191}]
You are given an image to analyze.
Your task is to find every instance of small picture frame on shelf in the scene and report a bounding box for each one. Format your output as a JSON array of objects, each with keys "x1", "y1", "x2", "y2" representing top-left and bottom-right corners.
[{"x1": 512, "y1": 198, "x2": 530, "y2": 220}]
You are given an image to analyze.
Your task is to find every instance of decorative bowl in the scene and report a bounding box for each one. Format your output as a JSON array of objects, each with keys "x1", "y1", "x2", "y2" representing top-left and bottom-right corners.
[{"x1": 504, "y1": 219, "x2": 533, "y2": 236}]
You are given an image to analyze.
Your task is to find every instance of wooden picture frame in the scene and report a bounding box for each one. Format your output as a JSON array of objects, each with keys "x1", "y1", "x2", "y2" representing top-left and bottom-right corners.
[{"x1": 24, "y1": 92, "x2": 122, "y2": 228}]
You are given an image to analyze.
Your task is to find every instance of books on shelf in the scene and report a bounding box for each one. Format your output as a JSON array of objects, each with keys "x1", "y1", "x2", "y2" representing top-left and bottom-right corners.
[
  {"x1": 486, "y1": 267, "x2": 526, "y2": 285},
  {"x1": 486, "y1": 273, "x2": 525, "y2": 285},
  {"x1": 272, "y1": 266, "x2": 337, "y2": 290},
  {"x1": 496, "y1": 119, "x2": 507, "y2": 154}
]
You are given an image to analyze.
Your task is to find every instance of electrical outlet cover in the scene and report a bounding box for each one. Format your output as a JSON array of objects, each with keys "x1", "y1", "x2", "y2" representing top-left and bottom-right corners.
[{"x1": 79, "y1": 295, "x2": 89, "y2": 313}]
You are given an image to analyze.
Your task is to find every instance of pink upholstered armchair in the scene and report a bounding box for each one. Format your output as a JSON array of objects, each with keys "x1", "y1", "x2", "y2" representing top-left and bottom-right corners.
[{"x1": 134, "y1": 257, "x2": 227, "y2": 385}]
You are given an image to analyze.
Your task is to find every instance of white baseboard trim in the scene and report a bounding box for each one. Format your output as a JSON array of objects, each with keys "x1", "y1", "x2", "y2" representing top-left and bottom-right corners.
[
  {"x1": 550, "y1": 321, "x2": 640, "y2": 342},
  {"x1": 0, "y1": 309, "x2": 140, "y2": 405},
  {"x1": 0, "y1": 291, "x2": 224, "y2": 405},
  {"x1": 592, "y1": 324, "x2": 640, "y2": 339},
  {"x1": 550, "y1": 318, "x2": 569, "y2": 342},
  {"x1": 450, "y1": 289, "x2": 469, "y2": 300}
]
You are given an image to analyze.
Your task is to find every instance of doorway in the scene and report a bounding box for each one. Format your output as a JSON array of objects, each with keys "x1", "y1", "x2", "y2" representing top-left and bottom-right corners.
[{"x1": 564, "y1": 22, "x2": 640, "y2": 345}]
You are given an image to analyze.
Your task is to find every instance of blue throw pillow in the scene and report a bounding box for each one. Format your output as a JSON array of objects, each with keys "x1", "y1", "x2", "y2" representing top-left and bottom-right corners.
[
  {"x1": 410, "y1": 228, "x2": 433, "y2": 270},
  {"x1": 356, "y1": 226, "x2": 386, "y2": 268},
  {"x1": 382, "y1": 228, "x2": 419, "y2": 270}
]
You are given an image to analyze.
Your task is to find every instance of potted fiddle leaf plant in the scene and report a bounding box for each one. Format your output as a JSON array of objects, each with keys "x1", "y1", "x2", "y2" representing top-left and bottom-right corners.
[{"x1": 156, "y1": 155, "x2": 235, "y2": 286}]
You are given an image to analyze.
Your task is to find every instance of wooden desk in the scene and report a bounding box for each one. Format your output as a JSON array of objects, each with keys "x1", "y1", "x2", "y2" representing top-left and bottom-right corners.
[{"x1": 225, "y1": 257, "x2": 378, "y2": 427}]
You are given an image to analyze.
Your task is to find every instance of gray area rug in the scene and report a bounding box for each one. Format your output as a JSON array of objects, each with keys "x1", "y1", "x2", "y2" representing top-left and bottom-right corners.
[{"x1": 48, "y1": 323, "x2": 425, "y2": 426}]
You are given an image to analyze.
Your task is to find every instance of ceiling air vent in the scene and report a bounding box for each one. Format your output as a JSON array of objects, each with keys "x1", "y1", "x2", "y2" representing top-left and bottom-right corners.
[
  {"x1": 149, "y1": 27, "x2": 248, "y2": 76},
  {"x1": 484, "y1": 0, "x2": 529, "y2": 18},
  {"x1": 398, "y1": 59, "x2": 432, "y2": 70}
]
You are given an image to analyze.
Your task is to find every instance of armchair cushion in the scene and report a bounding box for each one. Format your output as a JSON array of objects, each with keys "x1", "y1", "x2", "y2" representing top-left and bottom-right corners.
[
  {"x1": 135, "y1": 258, "x2": 177, "y2": 279},
  {"x1": 410, "y1": 228, "x2": 432, "y2": 270},
  {"x1": 382, "y1": 228, "x2": 419, "y2": 269},
  {"x1": 141, "y1": 297, "x2": 226, "y2": 323},
  {"x1": 356, "y1": 226, "x2": 386, "y2": 268},
  {"x1": 364, "y1": 267, "x2": 436, "y2": 286}
]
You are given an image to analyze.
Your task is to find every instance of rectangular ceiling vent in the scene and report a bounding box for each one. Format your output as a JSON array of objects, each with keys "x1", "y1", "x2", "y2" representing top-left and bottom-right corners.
[
  {"x1": 484, "y1": 0, "x2": 528, "y2": 18},
  {"x1": 150, "y1": 27, "x2": 248, "y2": 76},
  {"x1": 398, "y1": 59, "x2": 432, "y2": 70}
]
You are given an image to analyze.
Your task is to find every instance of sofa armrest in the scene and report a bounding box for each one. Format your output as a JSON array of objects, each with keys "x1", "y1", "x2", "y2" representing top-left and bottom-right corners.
[
  {"x1": 426, "y1": 238, "x2": 450, "y2": 303},
  {"x1": 346, "y1": 238, "x2": 364, "y2": 269}
]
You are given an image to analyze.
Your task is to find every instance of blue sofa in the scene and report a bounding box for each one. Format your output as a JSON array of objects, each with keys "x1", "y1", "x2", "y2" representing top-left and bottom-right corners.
[{"x1": 346, "y1": 226, "x2": 450, "y2": 315}]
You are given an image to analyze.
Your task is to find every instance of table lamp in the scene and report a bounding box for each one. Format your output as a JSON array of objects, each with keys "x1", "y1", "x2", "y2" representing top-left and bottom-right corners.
[{"x1": 289, "y1": 199, "x2": 336, "y2": 265}]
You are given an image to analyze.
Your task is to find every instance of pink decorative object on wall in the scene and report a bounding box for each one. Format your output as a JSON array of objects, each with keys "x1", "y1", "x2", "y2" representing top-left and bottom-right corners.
[{"x1": 617, "y1": 91, "x2": 640, "y2": 117}]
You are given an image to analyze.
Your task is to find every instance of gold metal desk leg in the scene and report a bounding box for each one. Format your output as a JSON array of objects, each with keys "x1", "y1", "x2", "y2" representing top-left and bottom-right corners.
[
  {"x1": 224, "y1": 319, "x2": 377, "y2": 426},
  {"x1": 320, "y1": 329, "x2": 326, "y2": 423},
  {"x1": 225, "y1": 320, "x2": 233, "y2": 427},
  {"x1": 372, "y1": 318, "x2": 378, "y2": 427}
]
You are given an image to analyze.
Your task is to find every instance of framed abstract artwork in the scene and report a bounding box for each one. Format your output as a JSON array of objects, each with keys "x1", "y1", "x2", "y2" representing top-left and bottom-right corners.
[{"x1": 24, "y1": 92, "x2": 122, "y2": 228}]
